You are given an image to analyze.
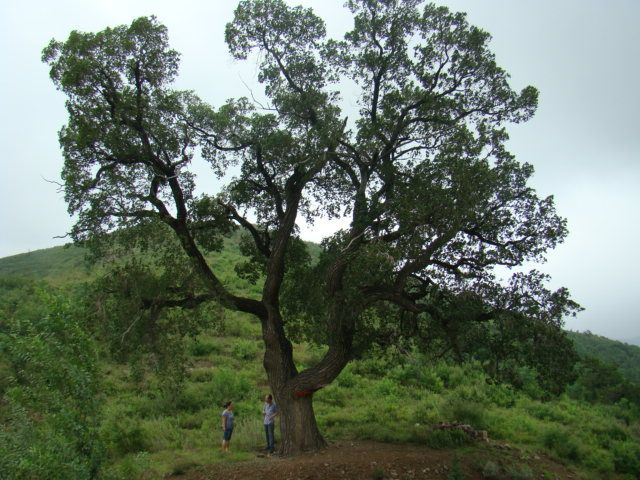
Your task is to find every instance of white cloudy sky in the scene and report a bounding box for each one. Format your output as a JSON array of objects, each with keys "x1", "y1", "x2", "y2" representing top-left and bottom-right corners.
[{"x1": 1, "y1": 1, "x2": 638, "y2": 340}]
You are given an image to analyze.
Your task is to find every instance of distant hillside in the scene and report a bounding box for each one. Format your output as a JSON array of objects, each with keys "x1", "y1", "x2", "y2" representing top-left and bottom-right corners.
[
  {"x1": 0, "y1": 244, "x2": 91, "y2": 284},
  {"x1": 569, "y1": 330, "x2": 640, "y2": 384},
  {"x1": 3, "y1": 244, "x2": 639, "y2": 386}
]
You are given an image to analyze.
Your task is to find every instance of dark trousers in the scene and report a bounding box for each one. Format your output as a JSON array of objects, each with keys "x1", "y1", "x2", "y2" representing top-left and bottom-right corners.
[{"x1": 264, "y1": 423, "x2": 275, "y2": 452}]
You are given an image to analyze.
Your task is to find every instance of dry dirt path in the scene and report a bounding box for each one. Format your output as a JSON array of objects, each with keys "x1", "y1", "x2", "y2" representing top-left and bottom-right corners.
[{"x1": 171, "y1": 441, "x2": 579, "y2": 480}]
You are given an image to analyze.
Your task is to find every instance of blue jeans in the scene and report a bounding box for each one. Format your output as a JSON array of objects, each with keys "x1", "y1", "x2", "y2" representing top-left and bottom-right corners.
[{"x1": 264, "y1": 423, "x2": 275, "y2": 452}]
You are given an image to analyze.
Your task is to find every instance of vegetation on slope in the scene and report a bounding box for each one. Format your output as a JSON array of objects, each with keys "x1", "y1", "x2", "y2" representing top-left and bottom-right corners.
[
  {"x1": 1, "y1": 243, "x2": 640, "y2": 479},
  {"x1": 569, "y1": 330, "x2": 640, "y2": 384}
]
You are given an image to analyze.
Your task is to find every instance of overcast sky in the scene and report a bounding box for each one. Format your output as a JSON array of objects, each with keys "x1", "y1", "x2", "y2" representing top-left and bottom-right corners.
[{"x1": 1, "y1": 1, "x2": 638, "y2": 341}]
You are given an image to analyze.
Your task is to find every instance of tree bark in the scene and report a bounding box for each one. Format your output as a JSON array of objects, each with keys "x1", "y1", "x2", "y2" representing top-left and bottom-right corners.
[{"x1": 276, "y1": 393, "x2": 327, "y2": 454}]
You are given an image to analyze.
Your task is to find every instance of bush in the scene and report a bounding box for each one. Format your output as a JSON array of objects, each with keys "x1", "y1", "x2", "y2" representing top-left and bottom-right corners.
[
  {"x1": 542, "y1": 427, "x2": 582, "y2": 462},
  {"x1": 101, "y1": 412, "x2": 150, "y2": 457},
  {"x1": 188, "y1": 338, "x2": 220, "y2": 357},
  {"x1": 103, "y1": 452, "x2": 150, "y2": 480},
  {"x1": 207, "y1": 368, "x2": 253, "y2": 405},
  {"x1": 178, "y1": 413, "x2": 203, "y2": 430},
  {"x1": 611, "y1": 441, "x2": 640, "y2": 476},
  {"x1": 425, "y1": 429, "x2": 471, "y2": 449},
  {"x1": 484, "y1": 383, "x2": 517, "y2": 408},
  {"x1": 231, "y1": 339, "x2": 260, "y2": 360},
  {"x1": 189, "y1": 368, "x2": 215, "y2": 383},
  {"x1": 0, "y1": 289, "x2": 103, "y2": 480},
  {"x1": 581, "y1": 447, "x2": 614, "y2": 474},
  {"x1": 443, "y1": 400, "x2": 488, "y2": 430},
  {"x1": 221, "y1": 314, "x2": 260, "y2": 338},
  {"x1": 336, "y1": 368, "x2": 359, "y2": 388},
  {"x1": 373, "y1": 378, "x2": 401, "y2": 398}
]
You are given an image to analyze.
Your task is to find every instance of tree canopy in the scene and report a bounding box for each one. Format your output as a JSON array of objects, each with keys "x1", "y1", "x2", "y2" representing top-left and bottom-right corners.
[{"x1": 44, "y1": 0, "x2": 580, "y2": 453}]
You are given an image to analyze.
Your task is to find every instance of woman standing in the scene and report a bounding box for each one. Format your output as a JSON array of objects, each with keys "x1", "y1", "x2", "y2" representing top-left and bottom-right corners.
[{"x1": 221, "y1": 401, "x2": 234, "y2": 452}]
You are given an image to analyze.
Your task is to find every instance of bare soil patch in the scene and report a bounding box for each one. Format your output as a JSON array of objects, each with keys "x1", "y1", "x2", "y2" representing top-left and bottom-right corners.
[{"x1": 171, "y1": 441, "x2": 579, "y2": 480}]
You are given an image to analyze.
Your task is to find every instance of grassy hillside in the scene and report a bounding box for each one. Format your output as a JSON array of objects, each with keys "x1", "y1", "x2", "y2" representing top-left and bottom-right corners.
[
  {"x1": 569, "y1": 331, "x2": 640, "y2": 384},
  {"x1": 3, "y1": 243, "x2": 638, "y2": 379},
  {"x1": 0, "y1": 244, "x2": 90, "y2": 284},
  {"x1": 2, "y1": 243, "x2": 640, "y2": 479}
]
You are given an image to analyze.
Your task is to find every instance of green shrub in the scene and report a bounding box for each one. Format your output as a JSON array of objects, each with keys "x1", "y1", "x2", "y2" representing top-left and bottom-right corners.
[
  {"x1": 101, "y1": 413, "x2": 150, "y2": 457},
  {"x1": 443, "y1": 400, "x2": 488, "y2": 430},
  {"x1": 105, "y1": 452, "x2": 150, "y2": 480},
  {"x1": 484, "y1": 383, "x2": 517, "y2": 408},
  {"x1": 189, "y1": 368, "x2": 215, "y2": 383},
  {"x1": 175, "y1": 384, "x2": 209, "y2": 413},
  {"x1": 207, "y1": 368, "x2": 253, "y2": 406},
  {"x1": 221, "y1": 315, "x2": 260, "y2": 338},
  {"x1": 611, "y1": 440, "x2": 640, "y2": 476},
  {"x1": 188, "y1": 339, "x2": 220, "y2": 357},
  {"x1": 447, "y1": 455, "x2": 465, "y2": 480},
  {"x1": 581, "y1": 447, "x2": 614, "y2": 473},
  {"x1": 336, "y1": 368, "x2": 359, "y2": 388},
  {"x1": 542, "y1": 427, "x2": 582, "y2": 462},
  {"x1": 527, "y1": 403, "x2": 571, "y2": 424},
  {"x1": 178, "y1": 413, "x2": 203, "y2": 430},
  {"x1": 373, "y1": 378, "x2": 401, "y2": 398},
  {"x1": 351, "y1": 350, "x2": 394, "y2": 377},
  {"x1": 0, "y1": 289, "x2": 103, "y2": 479},
  {"x1": 425, "y1": 429, "x2": 471, "y2": 449},
  {"x1": 231, "y1": 339, "x2": 260, "y2": 360},
  {"x1": 318, "y1": 384, "x2": 347, "y2": 407}
]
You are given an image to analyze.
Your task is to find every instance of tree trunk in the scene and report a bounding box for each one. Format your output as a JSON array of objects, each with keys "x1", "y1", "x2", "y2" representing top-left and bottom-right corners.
[{"x1": 276, "y1": 393, "x2": 326, "y2": 454}]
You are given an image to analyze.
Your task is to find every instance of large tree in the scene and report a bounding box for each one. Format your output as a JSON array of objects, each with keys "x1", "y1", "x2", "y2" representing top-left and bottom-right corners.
[{"x1": 44, "y1": 0, "x2": 579, "y2": 453}]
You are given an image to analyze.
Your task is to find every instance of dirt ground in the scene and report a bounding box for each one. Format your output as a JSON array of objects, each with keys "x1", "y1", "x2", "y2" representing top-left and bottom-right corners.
[{"x1": 171, "y1": 441, "x2": 580, "y2": 480}]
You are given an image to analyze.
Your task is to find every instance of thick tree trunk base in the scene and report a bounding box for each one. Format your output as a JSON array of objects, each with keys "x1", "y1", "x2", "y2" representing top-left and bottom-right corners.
[{"x1": 278, "y1": 394, "x2": 326, "y2": 455}]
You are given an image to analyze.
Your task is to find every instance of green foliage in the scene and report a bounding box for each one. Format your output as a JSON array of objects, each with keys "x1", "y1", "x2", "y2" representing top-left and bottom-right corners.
[
  {"x1": 207, "y1": 368, "x2": 254, "y2": 407},
  {"x1": 0, "y1": 287, "x2": 103, "y2": 479},
  {"x1": 569, "y1": 330, "x2": 640, "y2": 384},
  {"x1": 425, "y1": 429, "x2": 471, "y2": 449},
  {"x1": 447, "y1": 455, "x2": 465, "y2": 480},
  {"x1": 611, "y1": 440, "x2": 640, "y2": 476},
  {"x1": 231, "y1": 339, "x2": 260, "y2": 360},
  {"x1": 43, "y1": 5, "x2": 580, "y2": 459},
  {"x1": 443, "y1": 400, "x2": 488, "y2": 430},
  {"x1": 568, "y1": 355, "x2": 640, "y2": 405},
  {"x1": 542, "y1": 426, "x2": 583, "y2": 462},
  {"x1": 0, "y1": 246, "x2": 89, "y2": 284},
  {"x1": 188, "y1": 338, "x2": 222, "y2": 357},
  {"x1": 100, "y1": 408, "x2": 150, "y2": 457}
]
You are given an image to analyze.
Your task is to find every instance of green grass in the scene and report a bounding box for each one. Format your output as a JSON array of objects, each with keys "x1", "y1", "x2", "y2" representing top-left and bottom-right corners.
[
  {"x1": 0, "y1": 244, "x2": 91, "y2": 284},
  {"x1": 91, "y1": 347, "x2": 640, "y2": 479}
]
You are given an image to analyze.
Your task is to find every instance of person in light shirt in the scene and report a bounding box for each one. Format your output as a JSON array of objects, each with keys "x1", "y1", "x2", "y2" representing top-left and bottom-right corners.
[{"x1": 262, "y1": 394, "x2": 279, "y2": 454}]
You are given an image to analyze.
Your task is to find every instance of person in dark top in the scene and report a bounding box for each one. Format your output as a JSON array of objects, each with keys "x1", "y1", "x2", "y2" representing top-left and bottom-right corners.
[{"x1": 221, "y1": 401, "x2": 234, "y2": 452}]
